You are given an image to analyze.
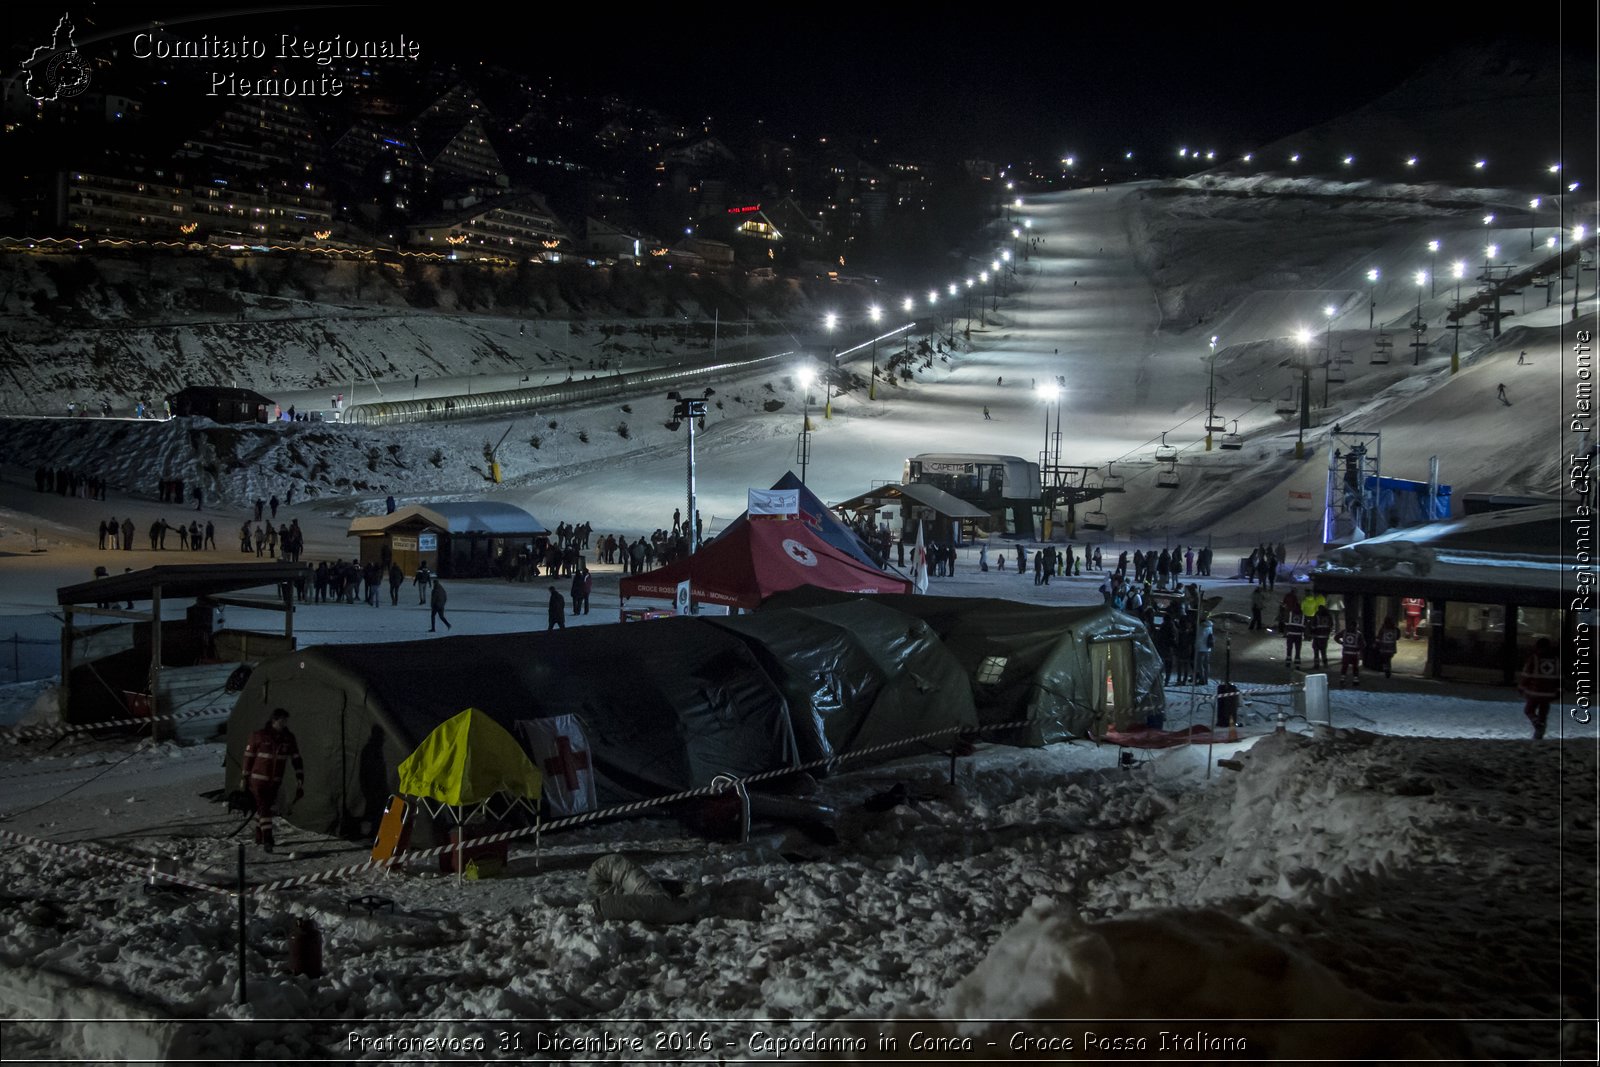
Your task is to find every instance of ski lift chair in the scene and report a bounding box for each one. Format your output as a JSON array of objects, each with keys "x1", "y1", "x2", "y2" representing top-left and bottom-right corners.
[
  {"x1": 1220, "y1": 420, "x2": 1243, "y2": 450},
  {"x1": 1205, "y1": 413, "x2": 1228, "y2": 433},
  {"x1": 1154, "y1": 432, "x2": 1178, "y2": 464},
  {"x1": 1274, "y1": 390, "x2": 1298, "y2": 415},
  {"x1": 1370, "y1": 335, "x2": 1392, "y2": 365},
  {"x1": 1156, "y1": 463, "x2": 1180, "y2": 489},
  {"x1": 1327, "y1": 363, "x2": 1347, "y2": 384},
  {"x1": 1101, "y1": 464, "x2": 1126, "y2": 493},
  {"x1": 1081, "y1": 505, "x2": 1109, "y2": 530}
]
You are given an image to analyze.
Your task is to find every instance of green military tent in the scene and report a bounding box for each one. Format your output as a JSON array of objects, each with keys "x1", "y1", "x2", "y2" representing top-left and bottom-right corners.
[
  {"x1": 226, "y1": 621, "x2": 799, "y2": 837},
  {"x1": 763, "y1": 590, "x2": 1167, "y2": 743},
  {"x1": 707, "y1": 600, "x2": 979, "y2": 764}
]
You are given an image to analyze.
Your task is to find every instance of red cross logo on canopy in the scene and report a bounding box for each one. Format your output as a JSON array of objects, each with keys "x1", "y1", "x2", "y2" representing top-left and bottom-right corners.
[{"x1": 781, "y1": 538, "x2": 818, "y2": 567}]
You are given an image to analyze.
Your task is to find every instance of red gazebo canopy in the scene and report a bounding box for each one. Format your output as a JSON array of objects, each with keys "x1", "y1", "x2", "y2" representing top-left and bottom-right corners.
[{"x1": 618, "y1": 518, "x2": 909, "y2": 609}]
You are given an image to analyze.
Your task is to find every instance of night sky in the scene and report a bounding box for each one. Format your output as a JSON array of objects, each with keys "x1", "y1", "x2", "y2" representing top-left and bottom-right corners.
[{"x1": 13, "y1": 3, "x2": 1593, "y2": 159}]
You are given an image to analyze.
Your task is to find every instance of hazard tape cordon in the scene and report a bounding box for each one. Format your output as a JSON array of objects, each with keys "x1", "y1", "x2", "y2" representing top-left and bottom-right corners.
[
  {"x1": 0, "y1": 826, "x2": 235, "y2": 898},
  {"x1": 0, "y1": 705, "x2": 230, "y2": 744},
  {"x1": 0, "y1": 709, "x2": 1207, "y2": 899},
  {"x1": 251, "y1": 718, "x2": 1042, "y2": 894}
]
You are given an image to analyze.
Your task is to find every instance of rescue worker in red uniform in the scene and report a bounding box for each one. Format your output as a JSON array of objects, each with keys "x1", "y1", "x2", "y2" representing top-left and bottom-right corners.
[
  {"x1": 1517, "y1": 638, "x2": 1561, "y2": 739},
  {"x1": 1335, "y1": 625, "x2": 1366, "y2": 686},
  {"x1": 241, "y1": 708, "x2": 304, "y2": 851}
]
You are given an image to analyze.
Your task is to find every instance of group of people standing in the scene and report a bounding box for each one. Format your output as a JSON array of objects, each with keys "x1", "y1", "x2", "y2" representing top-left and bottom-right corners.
[
  {"x1": 1246, "y1": 543, "x2": 1284, "y2": 587},
  {"x1": 35, "y1": 467, "x2": 108, "y2": 500}
]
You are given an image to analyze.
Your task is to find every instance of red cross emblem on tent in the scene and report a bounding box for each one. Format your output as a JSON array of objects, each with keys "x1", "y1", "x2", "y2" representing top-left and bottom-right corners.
[
  {"x1": 781, "y1": 538, "x2": 818, "y2": 567},
  {"x1": 543, "y1": 735, "x2": 592, "y2": 790}
]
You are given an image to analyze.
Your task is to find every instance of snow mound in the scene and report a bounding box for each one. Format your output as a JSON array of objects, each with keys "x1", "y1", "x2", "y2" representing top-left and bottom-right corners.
[{"x1": 842, "y1": 899, "x2": 1466, "y2": 1060}]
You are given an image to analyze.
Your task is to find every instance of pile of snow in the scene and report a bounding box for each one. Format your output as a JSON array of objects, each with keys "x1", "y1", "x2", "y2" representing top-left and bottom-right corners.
[{"x1": 0, "y1": 724, "x2": 1589, "y2": 1062}]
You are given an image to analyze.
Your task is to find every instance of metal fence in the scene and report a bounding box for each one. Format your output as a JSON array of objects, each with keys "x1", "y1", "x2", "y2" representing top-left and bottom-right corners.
[{"x1": 0, "y1": 614, "x2": 59, "y2": 684}]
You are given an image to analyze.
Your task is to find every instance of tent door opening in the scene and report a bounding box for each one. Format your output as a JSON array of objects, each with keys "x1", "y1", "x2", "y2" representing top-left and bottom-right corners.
[{"x1": 1090, "y1": 638, "x2": 1136, "y2": 731}]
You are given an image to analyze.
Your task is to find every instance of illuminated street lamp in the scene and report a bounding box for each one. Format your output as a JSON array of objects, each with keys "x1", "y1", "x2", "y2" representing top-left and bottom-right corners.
[
  {"x1": 1529, "y1": 198, "x2": 1541, "y2": 250},
  {"x1": 1412, "y1": 271, "x2": 1428, "y2": 366},
  {"x1": 1427, "y1": 240, "x2": 1439, "y2": 296},
  {"x1": 1035, "y1": 381, "x2": 1059, "y2": 471},
  {"x1": 1322, "y1": 305, "x2": 1337, "y2": 404},
  {"x1": 868, "y1": 304, "x2": 882, "y2": 400},
  {"x1": 1205, "y1": 334, "x2": 1220, "y2": 451},
  {"x1": 1450, "y1": 260, "x2": 1466, "y2": 374},
  {"x1": 1294, "y1": 326, "x2": 1314, "y2": 459},
  {"x1": 823, "y1": 312, "x2": 838, "y2": 419},
  {"x1": 796, "y1": 367, "x2": 815, "y2": 484}
]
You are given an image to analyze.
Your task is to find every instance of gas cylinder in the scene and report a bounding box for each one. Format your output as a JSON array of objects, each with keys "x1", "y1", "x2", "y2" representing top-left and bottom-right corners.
[{"x1": 288, "y1": 916, "x2": 322, "y2": 978}]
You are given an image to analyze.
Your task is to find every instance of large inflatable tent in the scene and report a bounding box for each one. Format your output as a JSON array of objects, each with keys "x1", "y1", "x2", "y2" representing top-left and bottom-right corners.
[
  {"x1": 226, "y1": 621, "x2": 798, "y2": 836},
  {"x1": 763, "y1": 590, "x2": 1167, "y2": 743},
  {"x1": 707, "y1": 600, "x2": 979, "y2": 764}
]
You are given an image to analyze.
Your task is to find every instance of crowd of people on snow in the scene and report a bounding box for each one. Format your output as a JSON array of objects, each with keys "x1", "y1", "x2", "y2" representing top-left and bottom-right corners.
[{"x1": 34, "y1": 466, "x2": 109, "y2": 500}]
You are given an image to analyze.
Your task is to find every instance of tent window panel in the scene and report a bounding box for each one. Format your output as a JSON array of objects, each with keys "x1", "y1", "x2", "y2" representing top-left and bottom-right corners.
[{"x1": 975, "y1": 655, "x2": 1007, "y2": 685}]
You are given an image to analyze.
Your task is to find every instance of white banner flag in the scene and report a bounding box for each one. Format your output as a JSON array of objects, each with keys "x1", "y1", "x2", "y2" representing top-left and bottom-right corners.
[
  {"x1": 518, "y1": 715, "x2": 597, "y2": 816},
  {"x1": 748, "y1": 488, "x2": 800, "y2": 516},
  {"x1": 909, "y1": 520, "x2": 929, "y2": 594}
]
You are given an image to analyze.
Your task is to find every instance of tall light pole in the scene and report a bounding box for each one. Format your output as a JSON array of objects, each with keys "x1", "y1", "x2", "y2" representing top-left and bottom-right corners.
[
  {"x1": 796, "y1": 367, "x2": 814, "y2": 485},
  {"x1": 979, "y1": 271, "x2": 989, "y2": 326},
  {"x1": 1322, "y1": 305, "x2": 1336, "y2": 405},
  {"x1": 867, "y1": 303, "x2": 883, "y2": 400},
  {"x1": 1485, "y1": 243, "x2": 1501, "y2": 338},
  {"x1": 667, "y1": 389, "x2": 713, "y2": 555},
  {"x1": 1412, "y1": 271, "x2": 1427, "y2": 365},
  {"x1": 962, "y1": 279, "x2": 973, "y2": 336},
  {"x1": 991, "y1": 259, "x2": 1001, "y2": 308},
  {"x1": 1427, "y1": 240, "x2": 1439, "y2": 296},
  {"x1": 822, "y1": 312, "x2": 838, "y2": 419},
  {"x1": 1295, "y1": 327, "x2": 1313, "y2": 460},
  {"x1": 1529, "y1": 198, "x2": 1541, "y2": 250},
  {"x1": 1205, "y1": 334, "x2": 1219, "y2": 451},
  {"x1": 1367, "y1": 268, "x2": 1379, "y2": 329},
  {"x1": 1450, "y1": 260, "x2": 1465, "y2": 374}
]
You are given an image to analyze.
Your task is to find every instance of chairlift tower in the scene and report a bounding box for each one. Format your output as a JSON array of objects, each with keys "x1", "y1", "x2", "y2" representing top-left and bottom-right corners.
[
  {"x1": 1324, "y1": 428, "x2": 1381, "y2": 547},
  {"x1": 1038, "y1": 463, "x2": 1107, "y2": 538}
]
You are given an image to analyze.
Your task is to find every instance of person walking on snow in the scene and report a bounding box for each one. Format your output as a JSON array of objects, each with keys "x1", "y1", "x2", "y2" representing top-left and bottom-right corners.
[
  {"x1": 429, "y1": 580, "x2": 451, "y2": 632},
  {"x1": 1517, "y1": 638, "x2": 1560, "y2": 739},
  {"x1": 1335, "y1": 624, "x2": 1365, "y2": 686},
  {"x1": 548, "y1": 586, "x2": 566, "y2": 630},
  {"x1": 1497, "y1": 383, "x2": 1508, "y2": 404},
  {"x1": 1376, "y1": 616, "x2": 1401, "y2": 678},
  {"x1": 240, "y1": 708, "x2": 303, "y2": 852}
]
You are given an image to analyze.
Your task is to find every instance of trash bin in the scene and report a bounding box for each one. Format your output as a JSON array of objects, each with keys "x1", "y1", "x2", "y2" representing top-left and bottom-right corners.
[
  {"x1": 1300, "y1": 673, "x2": 1330, "y2": 724},
  {"x1": 1215, "y1": 682, "x2": 1240, "y2": 728}
]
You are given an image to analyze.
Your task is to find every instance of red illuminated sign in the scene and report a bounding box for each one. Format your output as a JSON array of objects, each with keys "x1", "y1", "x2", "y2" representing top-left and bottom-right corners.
[{"x1": 727, "y1": 204, "x2": 762, "y2": 214}]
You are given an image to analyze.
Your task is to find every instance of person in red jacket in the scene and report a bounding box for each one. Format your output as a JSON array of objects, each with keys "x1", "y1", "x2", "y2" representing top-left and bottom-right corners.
[
  {"x1": 1517, "y1": 638, "x2": 1561, "y2": 739},
  {"x1": 241, "y1": 708, "x2": 304, "y2": 851},
  {"x1": 1335, "y1": 625, "x2": 1365, "y2": 686}
]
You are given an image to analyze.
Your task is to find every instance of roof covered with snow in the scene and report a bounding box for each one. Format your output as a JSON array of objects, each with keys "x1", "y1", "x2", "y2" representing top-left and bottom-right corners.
[
  {"x1": 1312, "y1": 504, "x2": 1569, "y2": 605},
  {"x1": 347, "y1": 501, "x2": 548, "y2": 538}
]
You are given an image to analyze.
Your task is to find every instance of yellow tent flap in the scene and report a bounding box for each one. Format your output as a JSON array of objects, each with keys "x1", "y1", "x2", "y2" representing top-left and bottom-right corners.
[{"x1": 397, "y1": 708, "x2": 542, "y2": 807}]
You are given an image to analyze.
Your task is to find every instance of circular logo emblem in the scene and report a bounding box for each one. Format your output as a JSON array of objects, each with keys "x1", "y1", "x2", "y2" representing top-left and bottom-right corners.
[
  {"x1": 781, "y1": 539, "x2": 818, "y2": 567},
  {"x1": 47, "y1": 50, "x2": 92, "y2": 99}
]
